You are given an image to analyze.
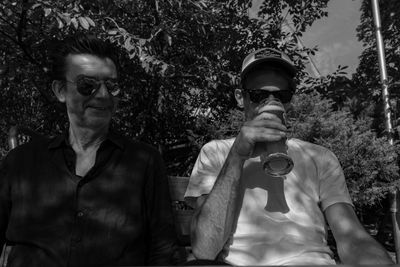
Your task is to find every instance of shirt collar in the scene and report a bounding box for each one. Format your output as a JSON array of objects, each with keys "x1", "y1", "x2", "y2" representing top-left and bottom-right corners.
[{"x1": 48, "y1": 130, "x2": 124, "y2": 150}]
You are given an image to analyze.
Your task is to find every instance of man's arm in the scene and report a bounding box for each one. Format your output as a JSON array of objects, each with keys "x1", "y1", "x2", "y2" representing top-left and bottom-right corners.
[
  {"x1": 191, "y1": 113, "x2": 287, "y2": 260},
  {"x1": 325, "y1": 202, "x2": 393, "y2": 264},
  {"x1": 191, "y1": 151, "x2": 245, "y2": 260}
]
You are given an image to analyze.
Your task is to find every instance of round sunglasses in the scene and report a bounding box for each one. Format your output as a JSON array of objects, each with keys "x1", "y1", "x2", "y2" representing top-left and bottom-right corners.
[
  {"x1": 244, "y1": 89, "x2": 293, "y2": 104},
  {"x1": 65, "y1": 76, "x2": 120, "y2": 97}
]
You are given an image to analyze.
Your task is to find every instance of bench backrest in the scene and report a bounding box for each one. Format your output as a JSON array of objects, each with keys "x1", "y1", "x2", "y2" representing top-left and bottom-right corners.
[{"x1": 168, "y1": 176, "x2": 194, "y2": 247}]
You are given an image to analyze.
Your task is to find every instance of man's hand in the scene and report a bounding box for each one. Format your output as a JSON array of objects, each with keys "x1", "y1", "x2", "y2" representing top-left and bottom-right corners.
[{"x1": 231, "y1": 112, "x2": 287, "y2": 159}]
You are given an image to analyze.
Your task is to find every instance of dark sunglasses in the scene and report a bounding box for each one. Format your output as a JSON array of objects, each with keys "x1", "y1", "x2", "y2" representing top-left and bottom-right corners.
[
  {"x1": 66, "y1": 76, "x2": 120, "y2": 97},
  {"x1": 244, "y1": 89, "x2": 293, "y2": 103}
]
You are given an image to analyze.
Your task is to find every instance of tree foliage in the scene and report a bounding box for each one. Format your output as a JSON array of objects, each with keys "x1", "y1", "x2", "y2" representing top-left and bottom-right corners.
[
  {"x1": 289, "y1": 92, "x2": 399, "y2": 210},
  {"x1": 353, "y1": 0, "x2": 400, "y2": 134},
  {"x1": 1, "y1": 0, "x2": 399, "y2": 216},
  {"x1": 0, "y1": 0, "x2": 329, "y2": 170}
]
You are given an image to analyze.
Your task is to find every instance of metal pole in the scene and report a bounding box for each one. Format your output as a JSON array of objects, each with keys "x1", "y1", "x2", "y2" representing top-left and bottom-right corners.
[
  {"x1": 371, "y1": 0, "x2": 394, "y2": 144},
  {"x1": 371, "y1": 0, "x2": 399, "y2": 262}
]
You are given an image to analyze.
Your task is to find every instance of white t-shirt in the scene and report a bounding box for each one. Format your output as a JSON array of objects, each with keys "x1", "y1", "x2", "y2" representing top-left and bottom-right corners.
[{"x1": 184, "y1": 138, "x2": 353, "y2": 265}]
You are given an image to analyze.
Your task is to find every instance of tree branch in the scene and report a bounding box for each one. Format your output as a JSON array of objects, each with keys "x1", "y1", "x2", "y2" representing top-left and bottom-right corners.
[
  {"x1": 31, "y1": 79, "x2": 57, "y2": 106},
  {"x1": 0, "y1": 28, "x2": 19, "y2": 44},
  {"x1": 0, "y1": 29, "x2": 52, "y2": 106},
  {"x1": 17, "y1": 0, "x2": 29, "y2": 43},
  {"x1": 0, "y1": 14, "x2": 18, "y2": 31},
  {"x1": 0, "y1": 27, "x2": 44, "y2": 70}
]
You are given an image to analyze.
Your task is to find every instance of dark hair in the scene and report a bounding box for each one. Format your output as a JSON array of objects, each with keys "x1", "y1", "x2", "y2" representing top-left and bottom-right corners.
[{"x1": 50, "y1": 34, "x2": 119, "y2": 80}]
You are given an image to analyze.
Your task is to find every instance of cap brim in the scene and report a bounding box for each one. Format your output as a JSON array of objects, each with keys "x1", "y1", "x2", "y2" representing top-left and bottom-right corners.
[{"x1": 241, "y1": 58, "x2": 296, "y2": 80}]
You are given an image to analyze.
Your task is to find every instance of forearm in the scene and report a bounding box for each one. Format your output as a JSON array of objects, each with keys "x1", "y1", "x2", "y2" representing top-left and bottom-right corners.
[
  {"x1": 338, "y1": 236, "x2": 393, "y2": 265},
  {"x1": 191, "y1": 151, "x2": 244, "y2": 260}
]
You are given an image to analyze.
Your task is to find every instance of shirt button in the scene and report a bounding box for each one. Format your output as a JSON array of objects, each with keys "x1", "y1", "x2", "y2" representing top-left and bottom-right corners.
[{"x1": 77, "y1": 211, "x2": 84, "y2": 217}]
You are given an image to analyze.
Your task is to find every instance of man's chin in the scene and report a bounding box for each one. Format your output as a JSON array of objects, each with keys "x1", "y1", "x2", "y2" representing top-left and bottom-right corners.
[
  {"x1": 81, "y1": 114, "x2": 112, "y2": 129},
  {"x1": 87, "y1": 106, "x2": 113, "y2": 113}
]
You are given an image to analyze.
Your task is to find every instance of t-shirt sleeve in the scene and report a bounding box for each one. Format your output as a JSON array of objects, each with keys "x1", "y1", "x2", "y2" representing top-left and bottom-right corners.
[
  {"x1": 184, "y1": 140, "x2": 228, "y2": 205},
  {"x1": 319, "y1": 148, "x2": 353, "y2": 211}
]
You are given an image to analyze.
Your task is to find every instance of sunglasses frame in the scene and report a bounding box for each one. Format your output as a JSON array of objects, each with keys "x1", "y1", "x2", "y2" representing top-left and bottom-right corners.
[
  {"x1": 243, "y1": 88, "x2": 293, "y2": 104},
  {"x1": 64, "y1": 75, "x2": 120, "y2": 97}
]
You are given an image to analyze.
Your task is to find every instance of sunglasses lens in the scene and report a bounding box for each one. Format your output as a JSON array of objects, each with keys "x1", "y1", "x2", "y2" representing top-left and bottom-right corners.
[
  {"x1": 275, "y1": 91, "x2": 292, "y2": 103},
  {"x1": 247, "y1": 90, "x2": 292, "y2": 103},
  {"x1": 76, "y1": 77, "x2": 99, "y2": 96},
  {"x1": 104, "y1": 80, "x2": 120, "y2": 96},
  {"x1": 248, "y1": 91, "x2": 270, "y2": 103}
]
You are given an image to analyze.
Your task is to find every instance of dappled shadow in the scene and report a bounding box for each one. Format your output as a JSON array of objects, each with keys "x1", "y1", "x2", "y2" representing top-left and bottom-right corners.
[
  {"x1": 224, "y1": 148, "x2": 335, "y2": 265},
  {"x1": 243, "y1": 160, "x2": 289, "y2": 213},
  {"x1": 3, "y1": 140, "x2": 176, "y2": 266}
]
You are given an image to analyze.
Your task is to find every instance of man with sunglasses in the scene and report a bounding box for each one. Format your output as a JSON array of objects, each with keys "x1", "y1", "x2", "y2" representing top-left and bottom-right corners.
[
  {"x1": 184, "y1": 48, "x2": 393, "y2": 265},
  {"x1": 0, "y1": 34, "x2": 177, "y2": 266}
]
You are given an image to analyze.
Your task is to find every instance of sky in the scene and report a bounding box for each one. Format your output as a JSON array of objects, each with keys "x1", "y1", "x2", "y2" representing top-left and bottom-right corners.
[
  {"x1": 302, "y1": 0, "x2": 364, "y2": 77},
  {"x1": 251, "y1": 0, "x2": 364, "y2": 77}
]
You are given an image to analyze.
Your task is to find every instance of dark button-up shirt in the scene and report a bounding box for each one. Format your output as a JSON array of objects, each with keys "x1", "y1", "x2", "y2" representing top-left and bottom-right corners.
[{"x1": 0, "y1": 132, "x2": 177, "y2": 266}]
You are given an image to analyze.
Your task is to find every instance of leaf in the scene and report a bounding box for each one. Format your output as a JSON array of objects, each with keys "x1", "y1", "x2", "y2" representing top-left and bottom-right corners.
[
  {"x1": 71, "y1": 18, "x2": 78, "y2": 29},
  {"x1": 164, "y1": 32, "x2": 172, "y2": 46},
  {"x1": 78, "y1": 17, "x2": 89, "y2": 30},
  {"x1": 155, "y1": 0, "x2": 159, "y2": 12},
  {"x1": 56, "y1": 16, "x2": 64, "y2": 29},
  {"x1": 139, "y1": 38, "x2": 146, "y2": 46},
  {"x1": 124, "y1": 37, "x2": 134, "y2": 52},
  {"x1": 57, "y1": 12, "x2": 71, "y2": 25},
  {"x1": 31, "y1": 3, "x2": 41, "y2": 9},
  {"x1": 85, "y1": 16, "x2": 95, "y2": 27},
  {"x1": 108, "y1": 29, "x2": 118, "y2": 35},
  {"x1": 160, "y1": 64, "x2": 168, "y2": 76},
  {"x1": 44, "y1": 8, "x2": 52, "y2": 17}
]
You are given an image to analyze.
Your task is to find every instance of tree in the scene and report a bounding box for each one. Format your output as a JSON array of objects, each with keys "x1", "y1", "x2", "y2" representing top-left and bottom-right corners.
[
  {"x1": 0, "y1": 0, "x2": 330, "y2": 175},
  {"x1": 352, "y1": 0, "x2": 400, "y2": 134},
  {"x1": 289, "y1": 92, "x2": 399, "y2": 210},
  {"x1": 2, "y1": 0, "x2": 400, "y2": 255}
]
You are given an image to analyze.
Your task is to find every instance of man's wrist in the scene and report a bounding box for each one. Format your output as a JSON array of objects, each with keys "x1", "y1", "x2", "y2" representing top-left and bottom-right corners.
[{"x1": 227, "y1": 149, "x2": 247, "y2": 164}]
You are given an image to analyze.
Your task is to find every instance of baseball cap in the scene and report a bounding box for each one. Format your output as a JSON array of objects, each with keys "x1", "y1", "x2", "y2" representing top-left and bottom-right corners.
[{"x1": 241, "y1": 48, "x2": 297, "y2": 89}]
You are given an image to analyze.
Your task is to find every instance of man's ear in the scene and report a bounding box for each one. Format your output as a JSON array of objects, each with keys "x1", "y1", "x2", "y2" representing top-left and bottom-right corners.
[
  {"x1": 234, "y1": 88, "x2": 244, "y2": 108},
  {"x1": 52, "y1": 80, "x2": 66, "y2": 103}
]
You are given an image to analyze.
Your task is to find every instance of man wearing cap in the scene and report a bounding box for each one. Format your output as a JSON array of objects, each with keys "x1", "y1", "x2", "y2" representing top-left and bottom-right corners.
[{"x1": 184, "y1": 48, "x2": 393, "y2": 265}]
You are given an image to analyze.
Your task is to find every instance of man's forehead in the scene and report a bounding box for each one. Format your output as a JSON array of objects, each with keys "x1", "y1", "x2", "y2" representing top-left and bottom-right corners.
[
  {"x1": 244, "y1": 68, "x2": 290, "y2": 89},
  {"x1": 65, "y1": 54, "x2": 117, "y2": 78},
  {"x1": 245, "y1": 67, "x2": 288, "y2": 80}
]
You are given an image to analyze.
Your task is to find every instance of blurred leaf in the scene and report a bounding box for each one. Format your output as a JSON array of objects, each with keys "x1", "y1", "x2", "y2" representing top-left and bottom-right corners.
[
  {"x1": 71, "y1": 17, "x2": 78, "y2": 29},
  {"x1": 56, "y1": 17, "x2": 64, "y2": 29},
  {"x1": 78, "y1": 17, "x2": 89, "y2": 30},
  {"x1": 44, "y1": 8, "x2": 51, "y2": 17},
  {"x1": 85, "y1": 16, "x2": 95, "y2": 27},
  {"x1": 31, "y1": 3, "x2": 41, "y2": 9}
]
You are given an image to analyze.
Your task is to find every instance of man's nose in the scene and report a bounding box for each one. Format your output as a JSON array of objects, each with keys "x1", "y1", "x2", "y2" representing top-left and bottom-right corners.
[
  {"x1": 96, "y1": 83, "x2": 110, "y2": 98},
  {"x1": 267, "y1": 93, "x2": 276, "y2": 100}
]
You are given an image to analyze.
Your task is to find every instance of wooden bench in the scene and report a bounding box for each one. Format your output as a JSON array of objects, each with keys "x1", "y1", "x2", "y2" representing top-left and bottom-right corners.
[{"x1": 168, "y1": 175, "x2": 195, "y2": 262}]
